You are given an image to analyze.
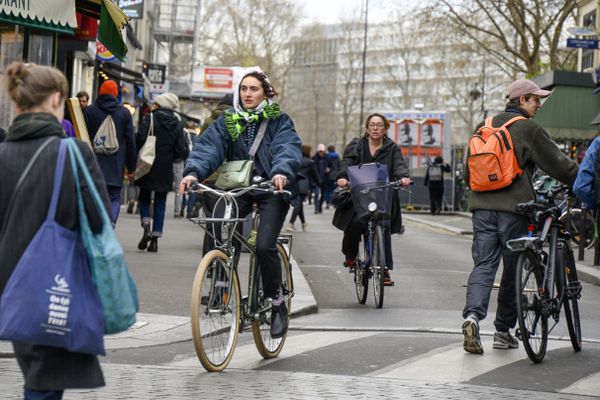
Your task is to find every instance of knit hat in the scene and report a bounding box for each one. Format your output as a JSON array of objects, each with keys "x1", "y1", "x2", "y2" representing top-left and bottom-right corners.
[
  {"x1": 317, "y1": 144, "x2": 326, "y2": 152},
  {"x1": 506, "y1": 79, "x2": 551, "y2": 100},
  {"x1": 99, "y1": 80, "x2": 118, "y2": 97},
  {"x1": 154, "y1": 92, "x2": 179, "y2": 111}
]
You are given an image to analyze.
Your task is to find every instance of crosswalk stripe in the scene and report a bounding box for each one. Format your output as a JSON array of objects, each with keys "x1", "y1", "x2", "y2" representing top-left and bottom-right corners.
[{"x1": 558, "y1": 371, "x2": 600, "y2": 397}]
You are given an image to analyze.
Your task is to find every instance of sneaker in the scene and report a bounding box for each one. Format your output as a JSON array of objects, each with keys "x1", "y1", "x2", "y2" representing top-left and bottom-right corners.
[
  {"x1": 383, "y1": 270, "x2": 395, "y2": 286},
  {"x1": 492, "y1": 331, "x2": 519, "y2": 349},
  {"x1": 301, "y1": 222, "x2": 308, "y2": 232},
  {"x1": 270, "y1": 301, "x2": 288, "y2": 339},
  {"x1": 462, "y1": 315, "x2": 483, "y2": 354},
  {"x1": 285, "y1": 223, "x2": 294, "y2": 232}
]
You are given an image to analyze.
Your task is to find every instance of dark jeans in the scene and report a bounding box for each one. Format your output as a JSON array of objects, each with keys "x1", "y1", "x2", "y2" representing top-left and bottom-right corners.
[
  {"x1": 210, "y1": 192, "x2": 289, "y2": 298},
  {"x1": 428, "y1": 186, "x2": 444, "y2": 215},
  {"x1": 107, "y1": 185, "x2": 122, "y2": 224},
  {"x1": 324, "y1": 179, "x2": 335, "y2": 205},
  {"x1": 24, "y1": 389, "x2": 63, "y2": 400},
  {"x1": 342, "y1": 214, "x2": 394, "y2": 269},
  {"x1": 139, "y1": 189, "x2": 167, "y2": 236},
  {"x1": 290, "y1": 194, "x2": 307, "y2": 224},
  {"x1": 463, "y1": 210, "x2": 528, "y2": 332},
  {"x1": 315, "y1": 183, "x2": 326, "y2": 212}
]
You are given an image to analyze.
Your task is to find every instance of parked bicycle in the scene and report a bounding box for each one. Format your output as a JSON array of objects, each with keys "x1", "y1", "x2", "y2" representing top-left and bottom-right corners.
[
  {"x1": 187, "y1": 179, "x2": 293, "y2": 372},
  {"x1": 348, "y1": 180, "x2": 412, "y2": 309},
  {"x1": 507, "y1": 184, "x2": 582, "y2": 363}
]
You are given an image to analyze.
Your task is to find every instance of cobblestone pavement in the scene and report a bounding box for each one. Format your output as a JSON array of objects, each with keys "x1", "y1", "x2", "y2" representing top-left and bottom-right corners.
[{"x1": 1, "y1": 359, "x2": 597, "y2": 400}]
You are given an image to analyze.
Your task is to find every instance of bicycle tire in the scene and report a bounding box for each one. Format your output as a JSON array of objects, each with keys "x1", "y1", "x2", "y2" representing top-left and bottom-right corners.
[
  {"x1": 515, "y1": 250, "x2": 548, "y2": 363},
  {"x1": 252, "y1": 243, "x2": 293, "y2": 358},
  {"x1": 355, "y1": 234, "x2": 369, "y2": 304},
  {"x1": 561, "y1": 209, "x2": 596, "y2": 250},
  {"x1": 191, "y1": 249, "x2": 241, "y2": 372},
  {"x1": 557, "y1": 245, "x2": 582, "y2": 352},
  {"x1": 372, "y1": 225, "x2": 386, "y2": 309}
]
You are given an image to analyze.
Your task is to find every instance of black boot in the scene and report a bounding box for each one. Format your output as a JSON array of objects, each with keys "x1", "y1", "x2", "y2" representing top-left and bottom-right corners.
[
  {"x1": 270, "y1": 300, "x2": 288, "y2": 339},
  {"x1": 147, "y1": 237, "x2": 158, "y2": 252},
  {"x1": 138, "y1": 222, "x2": 152, "y2": 250}
]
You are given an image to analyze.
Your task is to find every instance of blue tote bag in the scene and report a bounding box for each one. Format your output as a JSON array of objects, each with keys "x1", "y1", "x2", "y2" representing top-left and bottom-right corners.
[
  {"x1": 0, "y1": 140, "x2": 105, "y2": 355},
  {"x1": 66, "y1": 139, "x2": 139, "y2": 334}
]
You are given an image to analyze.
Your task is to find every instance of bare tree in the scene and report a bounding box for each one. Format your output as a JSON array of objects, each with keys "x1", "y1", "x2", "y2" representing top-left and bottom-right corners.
[{"x1": 430, "y1": 0, "x2": 578, "y2": 77}]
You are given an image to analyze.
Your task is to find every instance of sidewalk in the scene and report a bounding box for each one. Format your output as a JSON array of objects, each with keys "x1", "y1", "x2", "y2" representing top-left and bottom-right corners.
[
  {"x1": 0, "y1": 198, "x2": 318, "y2": 357},
  {"x1": 403, "y1": 210, "x2": 600, "y2": 287}
]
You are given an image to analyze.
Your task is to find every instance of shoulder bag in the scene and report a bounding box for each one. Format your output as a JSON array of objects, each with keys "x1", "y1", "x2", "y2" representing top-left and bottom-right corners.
[{"x1": 134, "y1": 114, "x2": 156, "y2": 180}]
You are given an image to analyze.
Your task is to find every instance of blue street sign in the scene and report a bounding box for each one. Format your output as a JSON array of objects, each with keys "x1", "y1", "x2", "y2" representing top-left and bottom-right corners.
[{"x1": 567, "y1": 38, "x2": 599, "y2": 49}]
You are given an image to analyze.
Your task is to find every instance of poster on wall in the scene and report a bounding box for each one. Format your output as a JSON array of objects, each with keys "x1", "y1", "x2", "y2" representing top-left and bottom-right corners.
[
  {"x1": 419, "y1": 123, "x2": 442, "y2": 147},
  {"x1": 398, "y1": 121, "x2": 417, "y2": 145}
]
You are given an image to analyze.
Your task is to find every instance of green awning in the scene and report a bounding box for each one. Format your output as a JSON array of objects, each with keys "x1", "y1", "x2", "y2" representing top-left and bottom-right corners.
[
  {"x1": 533, "y1": 85, "x2": 600, "y2": 141},
  {"x1": 0, "y1": 0, "x2": 77, "y2": 34}
]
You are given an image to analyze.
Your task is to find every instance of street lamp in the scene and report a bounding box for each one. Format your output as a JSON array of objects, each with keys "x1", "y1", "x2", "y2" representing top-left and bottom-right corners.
[{"x1": 358, "y1": 0, "x2": 369, "y2": 134}]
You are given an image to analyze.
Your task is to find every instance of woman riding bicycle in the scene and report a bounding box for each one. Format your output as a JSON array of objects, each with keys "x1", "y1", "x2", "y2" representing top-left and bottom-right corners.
[
  {"x1": 180, "y1": 68, "x2": 301, "y2": 339},
  {"x1": 333, "y1": 113, "x2": 410, "y2": 286}
]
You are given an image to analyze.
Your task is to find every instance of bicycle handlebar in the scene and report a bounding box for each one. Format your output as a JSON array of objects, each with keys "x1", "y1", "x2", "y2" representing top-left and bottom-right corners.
[{"x1": 188, "y1": 180, "x2": 292, "y2": 198}]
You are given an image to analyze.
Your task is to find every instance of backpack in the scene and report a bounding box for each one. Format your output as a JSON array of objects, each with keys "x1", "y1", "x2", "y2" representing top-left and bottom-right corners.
[
  {"x1": 428, "y1": 164, "x2": 442, "y2": 181},
  {"x1": 467, "y1": 116, "x2": 525, "y2": 192},
  {"x1": 92, "y1": 115, "x2": 119, "y2": 155}
]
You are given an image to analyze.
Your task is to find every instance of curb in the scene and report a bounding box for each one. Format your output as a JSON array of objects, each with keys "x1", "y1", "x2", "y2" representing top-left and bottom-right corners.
[{"x1": 403, "y1": 215, "x2": 473, "y2": 235}]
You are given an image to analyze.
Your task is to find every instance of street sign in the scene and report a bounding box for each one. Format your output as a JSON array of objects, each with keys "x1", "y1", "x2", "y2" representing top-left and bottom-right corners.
[
  {"x1": 143, "y1": 63, "x2": 166, "y2": 84},
  {"x1": 566, "y1": 38, "x2": 599, "y2": 49}
]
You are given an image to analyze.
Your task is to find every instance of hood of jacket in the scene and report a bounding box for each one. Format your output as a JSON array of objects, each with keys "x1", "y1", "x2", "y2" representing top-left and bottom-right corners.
[
  {"x1": 95, "y1": 94, "x2": 121, "y2": 114},
  {"x1": 5, "y1": 112, "x2": 65, "y2": 142},
  {"x1": 153, "y1": 108, "x2": 180, "y2": 131}
]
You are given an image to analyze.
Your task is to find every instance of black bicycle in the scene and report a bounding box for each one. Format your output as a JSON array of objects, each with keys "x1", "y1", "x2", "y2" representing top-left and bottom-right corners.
[{"x1": 507, "y1": 185, "x2": 583, "y2": 363}]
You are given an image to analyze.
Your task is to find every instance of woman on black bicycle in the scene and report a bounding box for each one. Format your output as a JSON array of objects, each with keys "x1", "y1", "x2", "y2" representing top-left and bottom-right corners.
[
  {"x1": 180, "y1": 69, "x2": 301, "y2": 339},
  {"x1": 333, "y1": 113, "x2": 410, "y2": 286}
]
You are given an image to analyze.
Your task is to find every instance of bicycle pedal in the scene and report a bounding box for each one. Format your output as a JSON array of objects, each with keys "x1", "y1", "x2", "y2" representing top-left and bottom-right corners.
[{"x1": 567, "y1": 281, "x2": 582, "y2": 299}]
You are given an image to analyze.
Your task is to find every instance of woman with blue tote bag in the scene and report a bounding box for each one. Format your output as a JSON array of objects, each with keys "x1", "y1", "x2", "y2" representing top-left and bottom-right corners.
[{"x1": 0, "y1": 63, "x2": 110, "y2": 400}]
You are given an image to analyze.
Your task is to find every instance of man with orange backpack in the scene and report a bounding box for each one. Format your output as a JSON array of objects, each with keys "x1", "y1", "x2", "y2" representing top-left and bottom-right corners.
[{"x1": 461, "y1": 79, "x2": 578, "y2": 355}]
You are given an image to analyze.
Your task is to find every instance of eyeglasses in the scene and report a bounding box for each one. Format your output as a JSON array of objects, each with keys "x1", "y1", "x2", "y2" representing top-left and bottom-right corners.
[{"x1": 368, "y1": 123, "x2": 384, "y2": 128}]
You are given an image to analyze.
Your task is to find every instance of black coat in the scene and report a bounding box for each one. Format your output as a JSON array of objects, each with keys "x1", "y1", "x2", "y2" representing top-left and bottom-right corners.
[
  {"x1": 424, "y1": 162, "x2": 451, "y2": 190},
  {"x1": 0, "y1": 113, "x2": 109, "y2": 390},
  {"x1": 84, "y1": 94, "x2": 137, "y2": 187},
  {"x1": 298, "y1": 156, "x2": 320, "y2": 195},
  {"x1": 135, "y1": 108, "x2": 189, "y2": 192},
  {"x1": 332, "y1": 136, "x2": 409, "y2": 233}
]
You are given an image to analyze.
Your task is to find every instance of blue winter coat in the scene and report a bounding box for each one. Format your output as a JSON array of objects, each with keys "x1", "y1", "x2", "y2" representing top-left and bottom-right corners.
[
  {"x1": 183, "y1": 111, "x2": 302, "y2": 203},
  {"x1": 573, "y1": 137, "x2": 600, "y2": 206},
  {"x1": 84, "y1": 94, "x2": 136, "y2": 187}
]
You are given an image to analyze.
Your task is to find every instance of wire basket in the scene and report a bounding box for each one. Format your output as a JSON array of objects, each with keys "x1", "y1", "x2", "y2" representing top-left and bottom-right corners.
[{"x1": 350, "y1": 182, "x2": 391, "y2": 222}]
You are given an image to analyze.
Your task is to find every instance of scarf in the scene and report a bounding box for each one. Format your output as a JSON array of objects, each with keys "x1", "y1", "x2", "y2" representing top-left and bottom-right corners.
[
  {"x1": 5, "y1": 112, "x2": 66, "y2": 142},
  {"x1": 224, "y1": 100, "x2": 280, "y2": 141}
]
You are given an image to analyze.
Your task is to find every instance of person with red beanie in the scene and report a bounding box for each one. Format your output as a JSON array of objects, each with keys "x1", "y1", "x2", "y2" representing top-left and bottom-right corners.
[{"x1": 84, "y1": 80, "x2": 137, "y2": 224}]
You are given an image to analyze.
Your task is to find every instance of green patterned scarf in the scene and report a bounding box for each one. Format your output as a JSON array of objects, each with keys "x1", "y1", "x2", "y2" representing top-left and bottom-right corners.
[{"x1": 224, "y1": 101, "x2": 280, "y2": 141}]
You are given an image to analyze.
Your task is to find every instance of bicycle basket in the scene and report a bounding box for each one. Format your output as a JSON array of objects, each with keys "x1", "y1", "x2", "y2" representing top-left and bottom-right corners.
[{"x1": 351, "y1": 182, "x2": 392, "y2": 222}]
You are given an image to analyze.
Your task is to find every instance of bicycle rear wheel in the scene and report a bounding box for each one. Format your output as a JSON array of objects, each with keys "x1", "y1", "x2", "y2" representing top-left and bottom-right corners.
[
  {"x1": 355, "y1": 234, "x2": 369, "y2": 304},
  {"x1": 252, "y1": 243, "x2": 293, "y2": 358},
  {"x1": 557, "y1": 244, "x2": 582, "y2": 352},
  {"x1": 191, "y1": 250, "x2": 241, "y2": 372},
  {"x1": 372, "y1": 225, "x2": 386, "y2": 309},
  {"x1": 515, "y1": 250, "x2": 548, "y2": 363}
]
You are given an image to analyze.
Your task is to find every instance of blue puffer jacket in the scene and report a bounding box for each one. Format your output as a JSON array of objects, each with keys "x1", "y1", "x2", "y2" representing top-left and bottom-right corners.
[
  {"x1": 84, "y1": 94, "x2": 136, "y2": 187},
  {"x1": 183, "y1": 111, "x2": 302, "y2": 203},
  {"x1": 573, "y1": 137, "x2": 600, "y2": 206}
]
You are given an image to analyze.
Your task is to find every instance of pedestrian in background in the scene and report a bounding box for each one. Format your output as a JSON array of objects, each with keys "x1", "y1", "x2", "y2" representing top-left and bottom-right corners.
[
  {"x1": 136, "y1": 92, "x2": 189, "y2": 253},
  {"x1": 312, "y1": 143, "x2": 329, "y2": 214},
  {"x1": 76, "y1": 90, "x2": 90, "y2": 112},
  {"x1": 0, "y1": 62, "x2": 110, "y2": 400},
  {"x1": 325, "y1": 144, "x2": 340, "y2": 209},
  {"x1": 173, "y1": 119, "x2": 193, "y2": 218},
  {"x1": 424, "y1": 155, "x2": 451, "y2": 215},
  {"x1": 84, "y1": 80, "x2": 136, "y2": 224},
  {"x1": 287, "y1": 144, "x2": 320, "y2": 232},
  {"x1": 461, "y1": 79, "x2": 578, "y2": 355}
]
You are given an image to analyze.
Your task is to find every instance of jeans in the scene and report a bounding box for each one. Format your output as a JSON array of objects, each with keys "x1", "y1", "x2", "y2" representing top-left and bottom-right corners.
[
  {"x1": 463, "y1": 210, "x2": 528, "y2": 332},
  {"x1": 139, "y1": 189, "x2": 167, "y2": 236},
  {"x1": 428, "y1": 186, "x2": 444, "y2": 215},
  {"x1": 289, "y1": 194, "x2": 307, "y2": 224},
  {"x1": 106, "y1": 185, "x2": 122, "y2": 224},
  {"x1": 342, "y1": 214, "x2": 394, "y2": 269},
  {"x1": 315, "y1": 183, "x2": 327, "y2": 212},
  {"x1": 173, "y1": 161, "x2": 184, "y2": 215},
  {"x1": 24, "y1": 389, "x2": 63, "y2": 400}
]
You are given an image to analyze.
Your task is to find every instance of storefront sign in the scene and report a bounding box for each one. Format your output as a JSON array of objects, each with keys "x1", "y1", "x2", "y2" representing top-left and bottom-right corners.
[
  {"x1": 96, "y1": 40, "x2": 116, "y2": 62},
  {"x1": 119, "y1": 0, "x2": 144, "y2": 19},
  {"x1": 143, "y1": 63, "x2": 166, "y2": 84},
  {"x1": 0, "y1": 0, "x2": 77, "y2": 31}
]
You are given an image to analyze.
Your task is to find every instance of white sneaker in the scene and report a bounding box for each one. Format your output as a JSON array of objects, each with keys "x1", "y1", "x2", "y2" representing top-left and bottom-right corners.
[
  {"x1": 285, "y1": 223, "x2": 294, "y2": 232},
  {"x1": 302, "y1": 223, "x2": 308, "y2": 232}
]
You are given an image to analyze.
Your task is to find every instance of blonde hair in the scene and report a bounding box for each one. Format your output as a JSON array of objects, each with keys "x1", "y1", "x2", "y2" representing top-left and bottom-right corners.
[{"x1": 4, "y1": 62, "x2": 68, "y2": 111}]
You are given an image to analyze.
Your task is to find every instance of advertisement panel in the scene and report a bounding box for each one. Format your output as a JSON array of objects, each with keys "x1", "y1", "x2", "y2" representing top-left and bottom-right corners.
[
  {"x1": 191, "y1": 66, "x2": 260, "y2": 99},
  {"x1": 119, "y1": 0, "x2": 144, "y2": 19}
]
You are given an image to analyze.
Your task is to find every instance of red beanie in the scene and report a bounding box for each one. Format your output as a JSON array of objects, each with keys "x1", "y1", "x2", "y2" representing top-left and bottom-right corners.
[{"x1": 99, "y1": 80, "x2": 118, "y2": 97}]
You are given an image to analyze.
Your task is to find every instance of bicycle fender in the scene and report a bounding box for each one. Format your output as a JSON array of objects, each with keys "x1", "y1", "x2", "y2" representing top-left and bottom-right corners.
[{"x1": 506, "y1": 237, "x2": 538, "y2": 252}]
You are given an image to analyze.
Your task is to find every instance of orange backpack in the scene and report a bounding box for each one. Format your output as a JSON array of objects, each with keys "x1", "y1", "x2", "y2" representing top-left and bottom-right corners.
[{"x1": 467, "y1": 116, "x2": 525, "y2": 192}]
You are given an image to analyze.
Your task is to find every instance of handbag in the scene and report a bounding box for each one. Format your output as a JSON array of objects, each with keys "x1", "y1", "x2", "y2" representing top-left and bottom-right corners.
[
  {"x1": 134, "y1": 113, "x2": 156, "y2": 180},
  {"x1": 331, "y1": 186, "x2": 352, "y2": 209},
  {"x1": 213, "y1": 119, "x2": 269, "y2": 190},
  {"x1": 0, "y1": 140, "x2": 105, "y2": 354},
  {"x1": 66, "y1": 139, "x2": 139, "y2": 334}
]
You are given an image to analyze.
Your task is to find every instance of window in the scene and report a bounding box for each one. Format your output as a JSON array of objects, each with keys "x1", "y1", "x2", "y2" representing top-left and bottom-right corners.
[{"x1": 0, "y1": 24, "x2": 24, "y2": 130}]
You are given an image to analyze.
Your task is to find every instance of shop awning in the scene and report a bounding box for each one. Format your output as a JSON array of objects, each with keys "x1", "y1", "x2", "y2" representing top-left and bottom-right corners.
[
  {"x1": 76, "y1": 0, "x2": 130, "y2": 61},
  {"x1": 0, "y1": 0, "x2": 77, "y2": 34},
  {"x1": 533, "y1": 85, "x2": 600, "y2": 141}
]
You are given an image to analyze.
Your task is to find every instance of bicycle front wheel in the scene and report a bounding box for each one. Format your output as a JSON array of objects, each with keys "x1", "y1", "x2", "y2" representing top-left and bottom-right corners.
[
  {"x1": 191, "y1": 250, "x2": 241, "y2": 372},
  {"x1": 557, "y1": 245, "x2": 582, "y2": 352},
  {"x1": 562, "y1": 209, "x2": 596, "y2": 249},
  {"x1": 355, "y1": 234, "x2": 369, "y2": 304},
  {"x1": 252, "y1": 243, "x2": 293, "y2": 358},
  {"x1": 515, "y1": 250, "x2": 548, "y2": 363},
  {"x1": 372, "y1": 225, "x2": 386, "y2": 309}
]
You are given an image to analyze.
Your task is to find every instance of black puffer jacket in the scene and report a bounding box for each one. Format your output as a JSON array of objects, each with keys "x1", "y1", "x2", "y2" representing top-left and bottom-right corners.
[
  {"x1": 135, "y1": 108, "x2": 189, "y2": 192},
  {"x1": 332, "y1": 136, "x2": 409, "y2": 233}
]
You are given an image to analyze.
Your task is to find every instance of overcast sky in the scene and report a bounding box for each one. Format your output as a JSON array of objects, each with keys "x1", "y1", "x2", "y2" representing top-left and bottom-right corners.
[{"x1": 299, "y1": 0, "x2": 422, "y2": 25}]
